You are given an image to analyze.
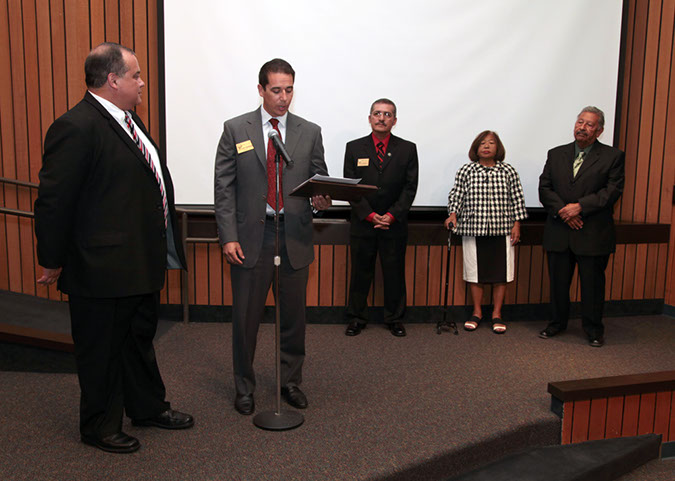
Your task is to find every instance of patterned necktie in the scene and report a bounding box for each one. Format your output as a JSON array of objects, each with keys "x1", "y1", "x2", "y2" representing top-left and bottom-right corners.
[
  {"x1": 376, "y1": 141, "x2": 385, "y2": 165},
  {"x1": 124, "y1": 111, "x2": 168, "y2": 228},
  {"x1": 266, "y1": 118, "x2": 283, "y2": 210},
  {"x1": 573, "y1": 151, "x2": 585, "y2": 177}
]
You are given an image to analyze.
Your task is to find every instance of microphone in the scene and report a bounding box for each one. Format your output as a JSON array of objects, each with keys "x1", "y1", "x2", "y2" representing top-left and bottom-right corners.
[{"x1": 268, "y1": 130, "x2": 294, "y2": 166}]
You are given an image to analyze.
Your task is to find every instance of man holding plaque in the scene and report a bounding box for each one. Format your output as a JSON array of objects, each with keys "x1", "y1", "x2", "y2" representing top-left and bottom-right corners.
[{"x1": 214, "y1": 59, "x2": 331, "y2": 415}]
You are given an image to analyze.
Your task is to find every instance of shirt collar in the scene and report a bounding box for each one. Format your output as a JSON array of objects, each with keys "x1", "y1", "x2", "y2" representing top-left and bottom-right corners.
[
  {"x1": 574, "y1": 141, "x2": 595, "y2": 157},
  {"x1": 261, "y1": 107, "x2": 288, "y2": 129},
  {"x1": 371, "y1": 132, "x2": 391, "y2": 151},
  {"x1": 89, "y1": 91, "x2": 127, "y2": 123}
]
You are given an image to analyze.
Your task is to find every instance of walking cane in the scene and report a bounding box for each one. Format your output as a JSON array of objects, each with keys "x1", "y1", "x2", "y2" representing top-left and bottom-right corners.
[{"x1": 437, "y1": 223, "x2": 458, "y2": 335}]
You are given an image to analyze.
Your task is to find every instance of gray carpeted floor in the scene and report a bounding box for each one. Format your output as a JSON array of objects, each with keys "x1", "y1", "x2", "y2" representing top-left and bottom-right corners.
[{"x1": 1, "y1": 316, "x2": 674, "y2": 480}]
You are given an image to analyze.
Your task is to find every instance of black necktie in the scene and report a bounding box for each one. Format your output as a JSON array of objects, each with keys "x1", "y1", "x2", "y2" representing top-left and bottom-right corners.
[{"x1": 376, "y1": 142, "x2": 385, "y2": 165}]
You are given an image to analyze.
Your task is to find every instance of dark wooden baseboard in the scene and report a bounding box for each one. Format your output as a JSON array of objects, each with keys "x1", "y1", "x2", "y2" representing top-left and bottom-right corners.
[{"x1": 0, "y1": 322, "x2": 74, "y2": 352}]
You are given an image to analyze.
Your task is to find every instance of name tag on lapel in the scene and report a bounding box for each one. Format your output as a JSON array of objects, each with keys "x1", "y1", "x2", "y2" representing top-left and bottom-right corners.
[
  {"x1": 236, "y1": 140, "x2": 254, "y2": 154},
  {"x1": 357, "y1": 158, "x2": 369, "y2": 167}
]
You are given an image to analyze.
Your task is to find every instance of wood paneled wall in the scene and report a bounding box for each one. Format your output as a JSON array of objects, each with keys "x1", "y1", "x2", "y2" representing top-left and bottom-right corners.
[{"x1": 2, "y1": 1, "x2": 675, "y2": 309}]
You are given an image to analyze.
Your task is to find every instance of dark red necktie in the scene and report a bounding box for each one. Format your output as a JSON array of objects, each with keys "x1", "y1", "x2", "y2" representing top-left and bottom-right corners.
[{"x1": 266, "y1": 118, "x2": 283, "y2": 210}]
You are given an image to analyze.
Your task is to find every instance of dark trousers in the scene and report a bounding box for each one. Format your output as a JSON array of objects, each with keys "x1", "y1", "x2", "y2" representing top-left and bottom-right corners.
[
  {"x1": 68, "y1": 293, "x2": 169, "y2": 438},
  {"x1": 230, "y1": 218, "x2": 308, "y2": 396},
  {"x1": 546, "y1": 249, "x2": 610, "y2": 338},
  {"x1": 346, "y1": 233, "x2": 407, "y2": 324}
]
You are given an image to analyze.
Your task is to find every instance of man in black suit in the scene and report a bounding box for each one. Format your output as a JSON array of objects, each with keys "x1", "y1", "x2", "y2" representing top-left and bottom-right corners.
[
  {"x1": 214, "y1": 59, "x2": 331, "y2": 415},
  {"x1": 538, "y1": 106, "x2": 625, "y2": 347},
  {"x1": 34, "y1": 42, "x2": 193, "y2": 453},
  {"x1": 343, "y1": 98, "x2": 419, "y2": 337}
]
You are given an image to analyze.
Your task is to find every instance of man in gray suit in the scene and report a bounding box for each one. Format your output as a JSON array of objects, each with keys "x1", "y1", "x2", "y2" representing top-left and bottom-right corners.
[
  {"x1": 538, "y1": 106, "x2": 625, "y2": 347},
  {"x1": 214, "y1": 59, "x2": 331, "y2": 415}
]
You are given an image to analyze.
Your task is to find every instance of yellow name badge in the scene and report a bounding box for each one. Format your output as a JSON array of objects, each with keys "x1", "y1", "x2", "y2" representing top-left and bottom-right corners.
[
  {"x1": 236, "y1": 140, "x2": 254, "y2": 154},
  {"x1": 357, "y1": 158, "x2": 369, "y2": 167}
]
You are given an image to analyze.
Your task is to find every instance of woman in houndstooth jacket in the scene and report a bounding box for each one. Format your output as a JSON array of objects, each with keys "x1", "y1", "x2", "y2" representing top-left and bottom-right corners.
[{"x1": 444, "y1": 130, "x2": 527, "y2": 334}]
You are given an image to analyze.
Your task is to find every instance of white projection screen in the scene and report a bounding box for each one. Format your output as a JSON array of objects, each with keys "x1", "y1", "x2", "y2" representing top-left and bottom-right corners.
[{"x1": 163, "y1": 0, "x2": 623, "y2": 207}]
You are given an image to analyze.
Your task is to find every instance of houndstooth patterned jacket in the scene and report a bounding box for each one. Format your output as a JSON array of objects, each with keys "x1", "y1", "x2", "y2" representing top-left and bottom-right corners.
[{"x1": 447, "y1": 161, "x2": 528, "y2": 236}]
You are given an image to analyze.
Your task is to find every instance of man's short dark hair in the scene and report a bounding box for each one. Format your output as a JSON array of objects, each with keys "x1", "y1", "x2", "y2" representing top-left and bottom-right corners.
[
  {"x1": 85, "y1": 42, "x2": 135, "y2": 88},
  {"x1": 468, "y1": 130, "x2": 506, "y2": 162},
  {"x1": 258, "y1": 59, "x2": 295, "y2": 89},
  {"x1": 370, "y1": 98, "x2": 397, "y2": 118}
]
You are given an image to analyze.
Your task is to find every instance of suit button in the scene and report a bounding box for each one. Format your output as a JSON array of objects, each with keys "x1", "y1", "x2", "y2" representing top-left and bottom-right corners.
[{"x1": 259, "y1": 219, "x2": 265, "y2": 224}]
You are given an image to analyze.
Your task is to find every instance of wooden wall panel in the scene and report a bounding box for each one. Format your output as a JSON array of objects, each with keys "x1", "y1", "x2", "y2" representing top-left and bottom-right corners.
[
  {"x1": 2, "y1": 0, "x2": 675, "y2": 310},
  {"x1": 561, "y1": 389, "x2": 675, "y2": 444},
  {"x1": 653, "y1": 391, "x2": 671, "y2": 438},
  {"x1": 621, "y1": 394, "x2": 641, "y2": 437},
  {"x1": 207, "y1": 243, "x2": 222, "y2": 306},
  {"x1": 605, "y1": 396, "x2": 624, "y2": 439},
  {"x1": 588, "y1": 398, "x2": 608, "y2": 441},
  {"x1": 319, "y1": 245, "x2": 333, "y2": 306},
  {"x1": 571, "y1": 400, "x2": 591, "y2": 444},
  {"x1": 332, "y1": 244, "x2": 348, "y2": 306}
]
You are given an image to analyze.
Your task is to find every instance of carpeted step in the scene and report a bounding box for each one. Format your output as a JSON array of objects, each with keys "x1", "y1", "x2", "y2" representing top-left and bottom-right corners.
[{"x1": 449, "y1": 434, "x2": 662, "y2": 481}]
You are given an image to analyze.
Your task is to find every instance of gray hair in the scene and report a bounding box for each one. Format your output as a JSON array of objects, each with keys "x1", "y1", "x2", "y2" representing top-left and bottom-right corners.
[
  {"x1": 579, "y1": 106, "x2": 605, "y2": 129},
  {"x1": 370, "y1": 98, "x2": 397, "y2": 118}
]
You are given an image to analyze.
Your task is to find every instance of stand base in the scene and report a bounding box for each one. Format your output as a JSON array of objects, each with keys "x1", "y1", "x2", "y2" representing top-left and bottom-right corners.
[
  {"x1": 436, "y1": 321, "x2": 459, "y2": 335},
  {"x1": 436, "y1": 313, "x2": 459, "y2": 335},
  {"x1": 253, "y1": 410, "x2": 304, "y2": 431}
]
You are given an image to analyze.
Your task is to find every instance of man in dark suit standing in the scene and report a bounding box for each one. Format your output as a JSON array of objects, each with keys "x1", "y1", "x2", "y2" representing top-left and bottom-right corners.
[
  {"x1": 214, "y1": 59, "x2": 331, "y2": 415},
  {"x1": 538, "y1": 106, "x2": 625, "y2": 347},
  {"x1": 343, "y1": 99, "x2": 419, "y2": 337},
  {"x1": 34, "y1": 43, "x2": 193, "y2": 453}
]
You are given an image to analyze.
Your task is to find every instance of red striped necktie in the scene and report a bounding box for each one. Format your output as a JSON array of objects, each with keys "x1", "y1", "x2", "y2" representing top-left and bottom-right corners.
[{"x1": 124, "y1": 111, "x2": 168, "y2": 228}]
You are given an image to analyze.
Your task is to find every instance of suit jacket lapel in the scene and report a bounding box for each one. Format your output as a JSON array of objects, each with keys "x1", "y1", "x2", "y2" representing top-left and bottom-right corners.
[
  {"x1": 285, "y1": 112, "x2": 301, "y2": 162},
  {"x1": 574, "y1": 142, "x2": 601, "y2": 181},
  {"x1": 561, "y1": 142, "x2": 576, "y2": 182},
  {"x1": 84, "y1": 93, "x2": 156, "y2": 175},
  {"x1": 244, "y1": 107, "x2": 266, "y2": 167},
  {"x1": 380, "y1": 135, "x2": 398, "y2": 171},
  {"x1": 364, "y1": 136, "x2": 377, "y2": 169}
]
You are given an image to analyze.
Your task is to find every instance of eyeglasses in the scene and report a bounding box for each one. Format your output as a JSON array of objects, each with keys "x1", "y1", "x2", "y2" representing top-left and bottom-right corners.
[{"x1": 371, "y1": 111, "x2": 394, "y2": 118}]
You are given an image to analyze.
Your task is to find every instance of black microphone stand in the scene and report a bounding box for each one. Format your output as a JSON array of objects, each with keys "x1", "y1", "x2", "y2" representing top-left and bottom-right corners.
[{"x1": 253, "y1": 148, "x2": 304, "y2": 431}]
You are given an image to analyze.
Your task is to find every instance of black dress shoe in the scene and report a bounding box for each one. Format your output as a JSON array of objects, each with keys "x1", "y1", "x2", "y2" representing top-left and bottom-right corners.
[
  {"x1": 389, "y1": 322, "x2": 406, "y2": 337},
  {"x1": 345, "y1": 321, "x2": 366, "y2": 336},
  {"x1": 281, "y1": 385, "x2": 308, "y2": 409},
  {"x1": 132, "y1": 409, "x2": 194, "y2": 429},
  {"x1": 81, "y1": 432, "x2": 140, "y2": 454},
  {"x1": 234, "y1": 394, "x2": 255, "y2": 415},
  {"x1": 539, "y1": 326, "x2": 562, "y2": 339},
  {"x1": 589, "y1": 337, "x2": 605, "y2": 347}
]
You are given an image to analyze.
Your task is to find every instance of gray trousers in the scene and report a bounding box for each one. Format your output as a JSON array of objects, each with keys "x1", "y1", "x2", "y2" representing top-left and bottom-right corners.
[{"x1": 230, "y1": 218, "x2": 308, "y2": 395}]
